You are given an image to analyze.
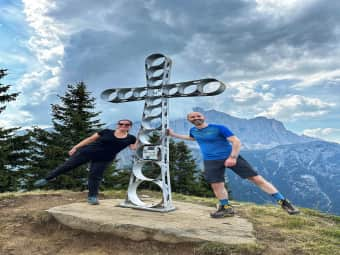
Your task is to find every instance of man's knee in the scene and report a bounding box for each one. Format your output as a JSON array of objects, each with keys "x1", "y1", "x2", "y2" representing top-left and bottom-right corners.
[{"x1": 248, "y1": 175, "x2": 265, "y2": 184}]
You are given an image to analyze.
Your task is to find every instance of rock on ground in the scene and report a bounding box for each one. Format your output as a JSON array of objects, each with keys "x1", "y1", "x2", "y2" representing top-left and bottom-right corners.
[{"x1": 47, "y1": 199, "x2": 255, "y2": 245}]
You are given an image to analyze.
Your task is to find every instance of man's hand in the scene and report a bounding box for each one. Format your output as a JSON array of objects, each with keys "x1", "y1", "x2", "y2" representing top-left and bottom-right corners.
[
  {"x1": 167, "y1": 128, "x2": 174, "y2": 136},
  {"x1": 224, "y1": 157, "x2": 237, "y2": 167},
  {"x1": 68, "y1": 147, "x2": 77, "y2": 156}
]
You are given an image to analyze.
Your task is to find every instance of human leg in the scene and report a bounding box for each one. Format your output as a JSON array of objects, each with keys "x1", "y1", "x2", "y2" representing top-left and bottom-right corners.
[
  {"x1": 204, "y1": 160, "x2": 234, "y2": 218},
  {"x1": 45, "y1": 152, "x2": 89, "y2": 180},
  {"x1": 210, "y1": 182, "x2": 234, "y2": 218},
  {"x1": 247, "y1": 175, "x2": 278, "y2": 194},
  {"x1": 211, "y1": 182, "x2": 229, "y2": 200},
  {"x1": 34, "y1": 151, "x2": 89, "y2": 187},
  {"x1": 247, "y1": 175, "x2": 299, "y2": 214},
  {"x1": 87, "y1": 160, "x2": 112, "y2": 204},
  {"x1": 230, "y1": 156, "x2": 299, "y2": 215}
]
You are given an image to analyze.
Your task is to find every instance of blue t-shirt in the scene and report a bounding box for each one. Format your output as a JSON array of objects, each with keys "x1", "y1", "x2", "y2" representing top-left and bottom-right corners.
[{"x1": 189, "y1": 124, "x2": 234, "y2": 160}]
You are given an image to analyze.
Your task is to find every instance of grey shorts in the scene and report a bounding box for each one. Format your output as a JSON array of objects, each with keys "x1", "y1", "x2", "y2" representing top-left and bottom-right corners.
[{"x1": 203, "y1": 155, "x2": 258, "y2": 183}]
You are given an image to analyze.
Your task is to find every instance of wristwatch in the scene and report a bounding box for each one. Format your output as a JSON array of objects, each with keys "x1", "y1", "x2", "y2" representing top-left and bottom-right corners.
[{"x1": 230, "y1": 155, "x2": 238, "y2": 159}]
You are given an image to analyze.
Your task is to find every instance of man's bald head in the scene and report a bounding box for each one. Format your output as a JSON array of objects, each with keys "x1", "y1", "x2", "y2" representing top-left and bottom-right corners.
[
  {"x1": 187, "y1": 112, "x2": 206, "y2": 126},
  {"x1": 187, "y1": 112, "x2": 205, "y2": 120}
]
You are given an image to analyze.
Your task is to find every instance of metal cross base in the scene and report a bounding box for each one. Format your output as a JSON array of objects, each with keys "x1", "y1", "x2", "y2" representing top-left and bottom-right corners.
[{"x1": 101, "y1": 53, "x2": 226, "y2": 212}]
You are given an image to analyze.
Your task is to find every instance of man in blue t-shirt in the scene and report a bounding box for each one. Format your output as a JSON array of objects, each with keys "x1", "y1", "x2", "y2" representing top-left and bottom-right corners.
[{"x1": 168, "y1": 111, "x2": 299, "y2": 218}]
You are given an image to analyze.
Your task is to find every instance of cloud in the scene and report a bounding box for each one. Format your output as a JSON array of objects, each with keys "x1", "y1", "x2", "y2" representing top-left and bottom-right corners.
[
  {"x1": 1, "y1": 0, "x2": 340, "y2": 144},
  {"x1": 0, "y1": 106, "x2": 33, "y2": 128},
  {"x1": 257, "y1": 95, "x2": 335, "y2": 121},
  {"x1": 45, "y1": 0, "x2": 340, "y2": 92},
  {"x1": 254, "y1": 0, "x2": 316, "y2": 21},
  {"x1": 293, "y1": 70, "x2": 340, "y2": 89},
  {"x1": 303, "y1": 128, "x2": 340, "y2": 143},
  {"x1": 229, "y1": 83, "x2": 274, "y2": 105},
  {"x1": 21, "y1": 0, "x2": 64, "y2": 102}
]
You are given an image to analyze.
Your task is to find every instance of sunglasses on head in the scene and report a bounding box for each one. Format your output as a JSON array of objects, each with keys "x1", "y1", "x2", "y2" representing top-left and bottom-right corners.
[{"x1": 118, "y1": 123, "x2": 131, "y2": 127}]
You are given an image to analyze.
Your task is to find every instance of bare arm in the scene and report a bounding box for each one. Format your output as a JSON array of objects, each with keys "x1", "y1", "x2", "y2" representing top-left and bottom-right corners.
[
  {"x1": 167, "y1": 128, "x2": 195, "y2": 141},
  {"x1": 227, "y1": 135, "x2": 241, "y2": 158},
  {"x1": 69, "y1": 133, "x2": 100, "y2": 156},
  {"x1": 224, "y1": 136, "x2": 241, "y2": 167},
  {"x1": 129, "y1": 139, "x2": 138, "y2": 150}
]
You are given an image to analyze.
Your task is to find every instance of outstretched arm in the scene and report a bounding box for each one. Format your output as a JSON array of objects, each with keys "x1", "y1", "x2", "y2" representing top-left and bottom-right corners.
[
  {"x1": 69, "y1": 133, "x2": 100, "y2": 156},
  {"x1": 167, "y1": 128, "x2": 195, "y2": 141}
]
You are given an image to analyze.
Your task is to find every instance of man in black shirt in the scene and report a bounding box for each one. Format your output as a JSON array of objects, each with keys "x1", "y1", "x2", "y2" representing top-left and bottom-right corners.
[{"x1": 34, "y1": 119, "x2": 137, "y2": 205}]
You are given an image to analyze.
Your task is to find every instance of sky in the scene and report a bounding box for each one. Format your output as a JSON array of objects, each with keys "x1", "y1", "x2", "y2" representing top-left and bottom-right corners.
[{"x1": 0, "y1": 0, "x2": 340, "y2": 143}]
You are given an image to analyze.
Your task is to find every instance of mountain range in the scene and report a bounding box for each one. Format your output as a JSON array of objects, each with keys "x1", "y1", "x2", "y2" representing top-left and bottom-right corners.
[
  {"x1": 114, "y1": 108, "x2": 340, "y2": 215},
  {"x1": 230, "y1": 141, "x2": 340, "y2": 215}
]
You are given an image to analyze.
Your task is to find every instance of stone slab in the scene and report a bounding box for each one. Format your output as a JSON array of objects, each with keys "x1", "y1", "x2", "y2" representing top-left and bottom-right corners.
[{"x1": 47, "y1": 199, "x2": 255, "y2": 245}]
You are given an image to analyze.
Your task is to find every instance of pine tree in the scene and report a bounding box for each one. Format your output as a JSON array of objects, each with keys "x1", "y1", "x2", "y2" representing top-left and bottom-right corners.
[
  {"x1": 169, "y1": 139, "x2": 214, "y2": 197},
  {"x1": 169, "y1": 140, "x2": 198, "y2": 194},
  {"x1": 102, "y1": 163, "x2": 130, "y2": 190},
  {"x1": 0, "y1": 69, "x2": 24, "y2": 192},
  {"x1": 194, "y1": 171, "x2": 215, "y2": 197},
  {"x1": 27, "y1": 82, "x2": 105, "y2": 190},
  {"x1": 23, "y1": 127, "x2": 54, "y2": 190}
]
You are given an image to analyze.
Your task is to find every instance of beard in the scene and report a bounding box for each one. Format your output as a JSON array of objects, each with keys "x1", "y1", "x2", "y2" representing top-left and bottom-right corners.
[{"x1": 192, "y1": 119, "x2": 204, "y2": 126}]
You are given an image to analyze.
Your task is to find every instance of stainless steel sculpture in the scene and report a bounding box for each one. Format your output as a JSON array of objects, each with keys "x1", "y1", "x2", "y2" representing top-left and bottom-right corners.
[{"x1": 101, "y1": 53, "x2": 225, "y2": 212}]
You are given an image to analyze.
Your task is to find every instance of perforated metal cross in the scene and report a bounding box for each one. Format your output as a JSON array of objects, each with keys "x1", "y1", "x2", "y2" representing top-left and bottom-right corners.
[{"x1": 101, "y1": 53, "x2": 225, "y2": 212}]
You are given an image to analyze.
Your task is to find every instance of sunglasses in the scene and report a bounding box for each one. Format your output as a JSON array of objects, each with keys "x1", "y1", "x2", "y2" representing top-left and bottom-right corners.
[{"x1": 118, "y1": 123, "x2": 131, "y2": 127}]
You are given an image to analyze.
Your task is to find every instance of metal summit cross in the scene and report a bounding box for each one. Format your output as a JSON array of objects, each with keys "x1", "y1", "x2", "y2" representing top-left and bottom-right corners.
[{"x1": 101, "y1": 53, "x2": 225, "y2": 212}]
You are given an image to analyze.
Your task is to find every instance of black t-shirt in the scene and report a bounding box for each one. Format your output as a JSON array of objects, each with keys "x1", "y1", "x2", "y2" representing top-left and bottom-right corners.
[{"x1": 79, "y1": 129, "x2": 136, "y2": 161}]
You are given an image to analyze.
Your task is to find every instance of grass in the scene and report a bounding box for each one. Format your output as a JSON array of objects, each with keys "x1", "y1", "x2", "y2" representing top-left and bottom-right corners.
[
  {"x1": 0, "y1": 189, "x2": 73, "y2": 200},
  {"x1": 237, "y1": 203, "x2": 340, "y2": 255},
  {"x1": 102, "y1": 189, "x2": 340, "y2": 255},
  {"x1": 2, "y1": 189, "x2": 340, "y2": 255},
  {"x1": 193, "y1": 242, "x2": 264, "y2": 255}
]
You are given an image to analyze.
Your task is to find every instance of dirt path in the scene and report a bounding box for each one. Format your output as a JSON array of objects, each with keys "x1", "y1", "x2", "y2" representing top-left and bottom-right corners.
[{"x1": 0, "y1": 192, "x2": 196, "y2": 255}]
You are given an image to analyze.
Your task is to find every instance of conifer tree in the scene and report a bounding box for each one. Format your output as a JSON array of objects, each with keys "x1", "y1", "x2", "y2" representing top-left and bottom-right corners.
[
  {"x1": 102, "y1": 163, "x2": 130, "y2": 190},
  {"x1": 28, "y1": 82, "x2": 105, "y2": 190},
  {"x1": 23, "y1": 127, "x2": 54, "y2": 190},
  {"x1": 194, "y1": 171, "x2": 215, "y2": 197},
  {"x1": 169, "y1": 139, "x2": 198, "y2": 194},
  {"x1": 0, "y1": 69, "x2": 24, "y2": 192},
  {"x1": 169, "y1": 139, "x2": 214, "y2": 197}
]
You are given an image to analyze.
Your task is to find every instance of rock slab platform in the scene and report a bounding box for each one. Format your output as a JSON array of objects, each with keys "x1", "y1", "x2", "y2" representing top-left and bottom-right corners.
[{"x1": 47, "y1": 199, "x2": 255, "y2": 245}]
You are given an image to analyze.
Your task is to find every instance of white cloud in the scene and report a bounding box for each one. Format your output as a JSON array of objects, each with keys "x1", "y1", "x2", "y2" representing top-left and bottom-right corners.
[
  {"x1": 303, "y1": 128, "x2": 340, "y2": 143},
  {"x1": 230, "y1": 84, "x2": 274, "y2": 104},
  {"x1": 0, "y1": 107, "x2": 34, "y2": 128},
  {"x1": 0, "y1": 0, "x2": 65, "y2": 128},
  {"x1": 257, "y1": 95, "x2": 335, "y2": 120},
  {"x1": 255, "y1": 0, "x2": 316, "y2": 21},
  {"x1": 145, "y1": 1, "x2": 187, "y2": 28},
  {"x1": 0, "y1": 52, "x2": 28, "y2": 64},
  {"x1": 19, "y1": 124, "x2": 52, "y2": 131},
  {"x1": 1, "y1": 0, "x2": 339, "y2": 143},
  {"x1": 21, "y1": 0, "x2": 65, "y2": 102},
  {"x1": 292, "y1": 69, "x2": 340, "y2": 89}
]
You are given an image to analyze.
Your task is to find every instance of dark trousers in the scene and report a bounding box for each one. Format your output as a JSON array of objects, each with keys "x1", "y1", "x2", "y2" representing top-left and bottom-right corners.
[{"x1": 46, "y1": 151, "x2": 112, "y2": 197}]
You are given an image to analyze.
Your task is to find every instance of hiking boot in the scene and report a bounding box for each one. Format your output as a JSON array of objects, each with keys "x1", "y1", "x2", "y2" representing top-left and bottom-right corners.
[
  {"x1": 210, "y1": 205, "x2": 235, "y2": 218},
  {"x1": 33, "y1": 179, "x2": 48, "y2": 187},
  {"x1": 278, "y1": 199, "x2": 300, "y2": 215},
  {"x1": 88, "y1": 196, "x2": 99, "y2": 205}
]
